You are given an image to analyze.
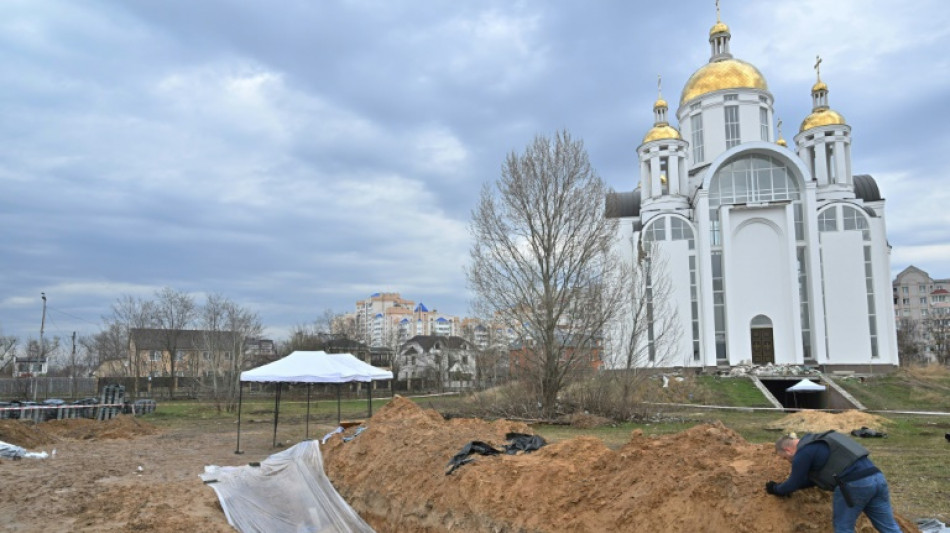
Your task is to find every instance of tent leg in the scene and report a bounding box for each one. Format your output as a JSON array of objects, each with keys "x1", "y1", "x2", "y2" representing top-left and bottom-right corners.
[
  {"x1": 306, "y1": 383, "x2": 311, "y2": 440},
  {"x1": 235, "y1": 381, "x2": 244, "y2": 454},
  {"x1": 367, "y1": 380, "x2": 372, "y2": 419},
  {"x1": 273, "y1": 383, "x2": 281, "y2": 448},
  {"x1": 336, "y1": 383, "x2": 341, "y2": 425}
]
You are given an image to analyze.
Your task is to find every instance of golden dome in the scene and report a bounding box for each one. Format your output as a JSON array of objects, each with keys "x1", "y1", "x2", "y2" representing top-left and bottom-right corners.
[
  {"x1": 799, "y1": 108, "x2": 846, "y2": 132},
  {"x1": 654, "y1": 98, "x2": 668, "y2": 109},
  {"x1": 680, "y1": 58, "x2": 769, "y2": 106},
  {"x1": 776, "y1": 138, "x2": 787, "y2": 147},
  {"x1": 812, "y1": 80, "x2": 828, "y2": 93},
  {"x1": 642, "y1": 124, "x2": 681, "y2": 143},
  {"x1": 709, "y1": 21, "x2": 730, "y2": 36}
]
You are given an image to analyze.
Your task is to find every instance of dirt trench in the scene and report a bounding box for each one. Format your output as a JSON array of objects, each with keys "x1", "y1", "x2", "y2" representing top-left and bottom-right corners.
[{"x1": 322, "y1": 396, "x2": 917, "y2": 533}]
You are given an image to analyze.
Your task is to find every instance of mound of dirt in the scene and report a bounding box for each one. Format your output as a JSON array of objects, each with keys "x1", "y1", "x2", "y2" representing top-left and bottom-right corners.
[
  {"x1": 323, "y1": 396, "x2": 916, "y2": 533},
  {"x1": 0, "y1": 415, "x2": 157, "y2": 449},
  {"x1": 766, "y1": 410, "x2": 891, "y2": 435}
]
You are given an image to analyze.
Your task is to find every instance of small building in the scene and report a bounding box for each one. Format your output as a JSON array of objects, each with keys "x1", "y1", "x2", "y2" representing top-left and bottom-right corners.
[
  {"x1": 13, "y1": 356, "x2": 48, "y2": 378},
  {"x1": 397, "y1": 335, "x2": 476, "y2": 391}
]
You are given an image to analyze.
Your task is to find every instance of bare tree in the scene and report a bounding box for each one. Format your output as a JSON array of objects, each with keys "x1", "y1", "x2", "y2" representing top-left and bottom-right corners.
[
  {"x1": 895, "y1": 317, "x2": 923, "y2": 365},
  {"x1": 106, "y1": 295, "x2": 155, "y2": 394},
  {"x1": 921, "y1": 316, "x2": 950, "y2": 365},
  {"x1": 81, "y1": 324, "x2": 126, "y2": 376},
  {"x1": 0, "y1": 329, "x2": 16, "y2": 376},
  {"x1": 222, "y1": 300, "x2": 262, "y2": 412},
  {"x1": 602, "y1": 243, "x2": 681, "y2": 419},
  {"x1": 467, "y1": 131, "x2": 625, "y2": 417},
  {"x1": 152, "y1": 287, "x2": 197, "y2": 398}
]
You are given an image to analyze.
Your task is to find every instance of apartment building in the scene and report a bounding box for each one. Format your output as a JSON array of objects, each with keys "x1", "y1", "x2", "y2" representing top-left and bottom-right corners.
[{"x1": 893, "y1": 266, "x2": 950, "y2": 361}]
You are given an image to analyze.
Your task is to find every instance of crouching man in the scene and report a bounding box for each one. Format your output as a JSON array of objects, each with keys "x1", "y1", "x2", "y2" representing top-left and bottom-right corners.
[{"x1": 766, "y1": 431, "x2": 901, "y2": 533}]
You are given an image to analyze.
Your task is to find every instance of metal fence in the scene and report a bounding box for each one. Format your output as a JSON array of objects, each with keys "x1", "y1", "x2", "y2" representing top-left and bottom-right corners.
[{"x1": 0, "y1": 377, "x2": 98, "y2": 400}]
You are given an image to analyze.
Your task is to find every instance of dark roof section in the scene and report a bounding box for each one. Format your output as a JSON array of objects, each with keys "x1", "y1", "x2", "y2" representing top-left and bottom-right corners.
[
  {"x1": 854, "y1": 174, "x2": 882, "y2": 202},
  {"x1": 606, "y1": 189, "x2": 641, "y2": 219},
  {"x1": 130, "y1": 328, "x2": 238, "y2": 350},
  {"x1": 403, "y1": 335, "x2": 473, "y2": 351}
]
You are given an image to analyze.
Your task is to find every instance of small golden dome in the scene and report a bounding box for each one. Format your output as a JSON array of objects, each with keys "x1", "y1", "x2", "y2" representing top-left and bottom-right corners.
[
  {"x1": 709, "y1": 21, "x2": 730, "y2": 36},
  {"x1": 776, "y1": 138, "x2": 787, "y2": 147},
  {"x1": 799, "y1": 108, "x2": 846, "y2": 132},
  {"x1": 642, "y1": 124, "x2": 682, "y2": 144},
  {"x1": 680, "y1": 58, "x2": 769, "y2": 106},
  {"x1": 654, "y1": 98, "x2": 668, "y2": 109},
  {"x1": 812, "y1": 80, "x2": 828, "y2": 93}
]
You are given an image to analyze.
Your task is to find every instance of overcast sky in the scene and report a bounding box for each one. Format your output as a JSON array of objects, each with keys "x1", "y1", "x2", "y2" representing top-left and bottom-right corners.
[{"x1": 2, "y1": 1, "x2": 949, "y2": 344}]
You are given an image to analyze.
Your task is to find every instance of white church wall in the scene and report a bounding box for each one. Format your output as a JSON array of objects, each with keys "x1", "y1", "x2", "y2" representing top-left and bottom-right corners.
[
  {"x1": 820, "y1": 230, "x2": 873, "y2": 364},
  {"x1": 723, "y1": 207, "x2": 799, "y2": 365},
  {"x1": 655, "y1": 239, "x2": 695, "y2": 367}
]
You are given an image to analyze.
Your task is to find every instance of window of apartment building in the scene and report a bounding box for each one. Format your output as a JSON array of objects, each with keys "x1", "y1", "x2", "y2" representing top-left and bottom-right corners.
[
  {"x1": 223, "y1": 351, "x2": 232, "y2": 360},
  {"x1": 902, "y1": 298, "x2": 910, "y2": 305},
  {"x1": 903, "y1": 309, "x2": 910, "y2": 316},
  {"x1": 920, "y1": 298, "x2": 928, "y2": 305},
  {"x1": 691, "y1": 113, "x2": 704, "y2": 163},
  {"x1": 934, "y1": 295, "x2": 948, "y2": 303},
  {"x1": 919, "y1": 284, "x2": 927, "y2": 293},
  {"x1": 724, "y1": 104, "x2": 740, "y2": 148},
  {"x1": 149, "y1": 350, "x2": 161, "y2": 362},
  {"x1": 902, "y1": 286, "x2": 909, "y2": 295},
  {"x1": 760, "y1": 107, "x2": 769, "y2": 141},
  {"x1": 202, "y1": 351, "x2": 212, "y2": 361},
  {"x1": 922, "y1": 309, "x2": 929, "y2": 317},
  {"x1": 175, "y1": 350, "x2": 185, "y2": 362}
]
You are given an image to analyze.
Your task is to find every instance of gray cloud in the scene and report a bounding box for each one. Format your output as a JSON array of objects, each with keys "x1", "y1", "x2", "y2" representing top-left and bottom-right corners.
[{"x1": 1, "y1": 1, "x2": 948, "y2": 343}]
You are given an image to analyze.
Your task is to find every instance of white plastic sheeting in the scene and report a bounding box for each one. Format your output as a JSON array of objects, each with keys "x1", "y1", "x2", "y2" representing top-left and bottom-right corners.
[
  {"x1": 240, "y1": 351, "x2": 392, "y2": 384},
  {"x1": 0, "y1": 439, "x2": 48, "y2": 459},
  {"x1": 201, "y1": 440, "x2": 374, "y2": 533}
]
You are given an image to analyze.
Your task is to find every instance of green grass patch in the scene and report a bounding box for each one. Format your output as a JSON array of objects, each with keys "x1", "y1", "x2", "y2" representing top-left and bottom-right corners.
[
  {"x1": 834, "y1": 366, "x2": 950, "y2": 411},
  {"x1": 692, "y1": 376, "x2": 773, "y2": 407}
]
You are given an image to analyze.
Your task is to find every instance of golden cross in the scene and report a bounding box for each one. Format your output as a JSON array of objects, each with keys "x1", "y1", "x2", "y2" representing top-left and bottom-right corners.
[
  {"x1": 716, "y1": 0, "x2": 721, "y2": 22},
  {"x1": 815, "y1": 55, "x2": 823, "y2": 81},
  {"x1": 777, "y1": 118, "x2": 783, "y2": 138},
  {"x1": 657, "y1": 74, "x2": 663, "y2": 99}
]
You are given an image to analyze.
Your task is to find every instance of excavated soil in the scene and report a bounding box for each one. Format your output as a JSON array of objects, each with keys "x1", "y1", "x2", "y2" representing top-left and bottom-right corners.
[
  {"x1": 323, "y1": 397, "x2": 917, "y2": 533},
  {"x1": 0, "y1": 404, "x2": 918, "y2": 532},
  {"x1": 765, "y1": 410, "x2": 891, "y2": 435}
]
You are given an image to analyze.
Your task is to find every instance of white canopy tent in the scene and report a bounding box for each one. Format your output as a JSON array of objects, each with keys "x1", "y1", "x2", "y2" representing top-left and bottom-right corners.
[
  {"x1": 785, "y1": 378, "x2": 826, "y2": 392},
  {"x1": 235, "y1": 351, "x2": 393, "y2": 453},
  {"x1": 785, "y1": 378, "x2": 826, "y2": 409}
]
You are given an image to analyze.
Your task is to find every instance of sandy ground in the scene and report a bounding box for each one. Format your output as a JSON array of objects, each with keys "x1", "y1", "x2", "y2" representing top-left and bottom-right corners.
[
  {"x1": 0, "y1": 415, "x2": 330, "y2": 533},
  {"x1": 0, "y1": 404, "x2": 918, "y2": 533}
]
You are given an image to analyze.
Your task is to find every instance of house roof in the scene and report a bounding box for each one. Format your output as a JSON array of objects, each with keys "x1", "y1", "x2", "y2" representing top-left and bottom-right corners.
[
  {"x1": 403, "y1": 335, "x2": 473, "y2": 351},
  {"x1": 130, "y1": 328, "x2": 237, "y2": 351}
]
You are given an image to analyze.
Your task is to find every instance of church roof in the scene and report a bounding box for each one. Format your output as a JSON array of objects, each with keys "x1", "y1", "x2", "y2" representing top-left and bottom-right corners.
[
  {"x1": 854, "y1": 175, "x2": 882, "y2": 202},
  {"x1": 680, "y1": 58, "x2": 768, "y2": 106}
]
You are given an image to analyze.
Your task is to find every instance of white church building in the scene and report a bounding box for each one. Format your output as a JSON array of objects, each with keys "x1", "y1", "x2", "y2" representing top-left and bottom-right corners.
[{"x1": 606, "y1": 12, "x2": 899, "y2": 371}]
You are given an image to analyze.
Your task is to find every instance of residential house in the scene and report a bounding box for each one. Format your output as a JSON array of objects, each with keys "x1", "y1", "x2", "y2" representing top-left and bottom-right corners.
[{"x1": 397, "y1": 335, "x2": 476, "y2": 391}]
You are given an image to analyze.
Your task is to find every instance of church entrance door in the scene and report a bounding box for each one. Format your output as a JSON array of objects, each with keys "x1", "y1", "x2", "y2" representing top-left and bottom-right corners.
[{"x1": 750, "y1": 315, "x2": 774, "y2": 365}]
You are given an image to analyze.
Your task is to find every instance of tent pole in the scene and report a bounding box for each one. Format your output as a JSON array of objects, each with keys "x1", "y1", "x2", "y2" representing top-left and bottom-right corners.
[
  {"x1": 273, "y1": 382, "x2": 281, "y2": 447},
  {"x1": 306, "y1": 383, "x2": 311, "y2": 440},
  {"x1": 336, "y1": 383, "x2": 341, "y2": 425},
  {"x1": 235, "y1": 380, "x2": 244, "y2": 454},
  {"x1": 367, "y1": 380, "x2": 372, "y2": 418}
]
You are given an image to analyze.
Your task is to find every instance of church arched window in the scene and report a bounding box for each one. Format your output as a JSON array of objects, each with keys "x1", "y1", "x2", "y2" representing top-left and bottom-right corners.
[{"x1": 709, "y1": 154, "x2": 801, "y2": 206}]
